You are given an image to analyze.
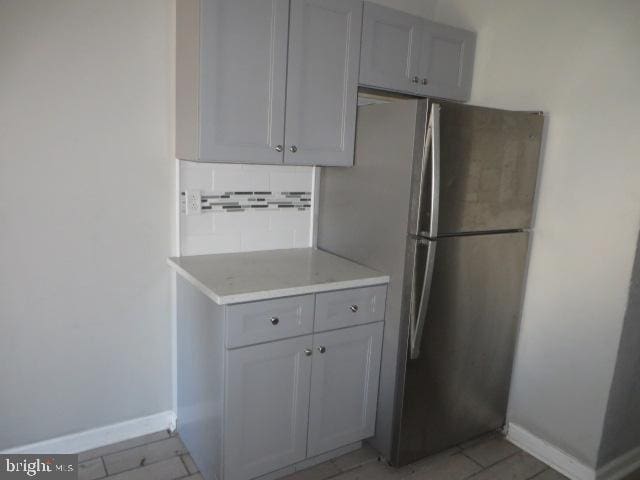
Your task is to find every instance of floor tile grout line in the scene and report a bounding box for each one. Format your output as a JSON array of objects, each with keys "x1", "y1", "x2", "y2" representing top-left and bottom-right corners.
[
  {"x1": 175, "y1": 473, "x2": 199, "y2": 480},
  {"x1": 78, "y1": 431, "x2": 172, "y2": 462},
  {"x1": 455, "y1": 449, "x2": 528, "y2": 480},
  {"x1": 329, "y1": 451, "x2": 383, "y2": 475},
  {"x1": 326, "y1": 462, "x2": 368, "y2": 479},
  {"x1": 100, "y1": 455, "x2": 108, "y2": 479},
  {"x1": 453, "y1": 454, "x2": 494, "y2": 480},
  {"x1": 525, "y1": 466, "x2": 552, "y2": 480},
  {"x1": 459, "y1": 446, "x2": 525, "y2": 473},
  {"x1": 479, "y1": 448, "x2": 524, "y2": 469},
  {"x1": 179, "y1": 453, "x2": 191, "y2": 476},
  {"x1": 100, "y1": 452, "x2": 187, "y2": 478},
  {"x1": 459, "y1": 450, "x2": 485, "y2": 469},
  {"x1": 457, "y1": 431, "x2": 502, "y2": 452},
  {"x1": 529, "y1": 467, "x2": 552, "y2": 480}
]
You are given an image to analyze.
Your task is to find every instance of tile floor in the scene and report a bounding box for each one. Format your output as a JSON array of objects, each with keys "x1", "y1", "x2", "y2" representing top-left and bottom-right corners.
[{"x1": 77, "y1": 430, "x2": 574, "y2": 480}]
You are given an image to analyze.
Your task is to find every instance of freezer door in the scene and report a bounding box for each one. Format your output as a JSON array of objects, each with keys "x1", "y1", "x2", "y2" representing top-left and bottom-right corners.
[
  {"x1": 393, "y1": 232, "x2": 530, "y2": 465},
  {"x1": 435, "y1": 102, "x2": 543, "y2": 235}
]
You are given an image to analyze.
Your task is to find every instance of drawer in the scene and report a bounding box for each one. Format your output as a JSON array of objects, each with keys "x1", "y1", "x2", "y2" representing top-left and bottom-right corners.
[
  {"x1": 315, "y1": 285, "x2": 387, "y2": 332},
  {"x1": 225, "y1": 295, "x2": 315, "y2": 348}
]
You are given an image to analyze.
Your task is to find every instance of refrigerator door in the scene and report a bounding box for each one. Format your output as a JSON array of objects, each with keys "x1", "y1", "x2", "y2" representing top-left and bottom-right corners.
[
  {"x1": 410, "y1": 102, "x2": 544, "y2": 237},
  {"x1": 393, "y1": 232, "x2": 530, "y2": 465}
]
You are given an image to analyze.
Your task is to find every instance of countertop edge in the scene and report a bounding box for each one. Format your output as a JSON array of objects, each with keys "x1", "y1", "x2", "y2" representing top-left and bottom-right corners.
[
  {"x1": 167, "y1": 258, "x2": 224, "y2": 305},
  {"x1": 167, "y1": 258, "x2": 389, "y2": 306}
]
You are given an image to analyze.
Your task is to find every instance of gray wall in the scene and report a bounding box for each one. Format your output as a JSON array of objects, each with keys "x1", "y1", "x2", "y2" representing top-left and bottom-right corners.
[
  {"x1": 434, "y1": 0, "x2": 640, "y2": 467},
  {"x1": 598, "y1": 229, "x2": 640, "y2": 467},
  {"x1": 0, "y1": 0, "x2": 175, "y2": 449}
]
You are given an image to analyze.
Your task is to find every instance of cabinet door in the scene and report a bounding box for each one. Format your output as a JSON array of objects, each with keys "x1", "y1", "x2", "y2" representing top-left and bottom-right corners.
[
  {"x1": 284, "y1": 0, "x2": 362, "y2": 166},
  {"x1": 224, "y1": 335, "x2": 313, "y2": 480},
  {"x1": 199, "y1": 0, "x2": 289, "y2": 164},
  {"x1": 416, "y1": 20, "x2": 476, "y2": 101},
  {"x1": 307, "y1": 322, "x2": 384, "y2": 457},
  {"x1": 359, "y1": 2, "x2": 422, "y2": 94}
]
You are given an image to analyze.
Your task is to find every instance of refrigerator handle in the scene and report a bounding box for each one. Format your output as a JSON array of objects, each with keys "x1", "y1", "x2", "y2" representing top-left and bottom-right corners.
[
  {"x1": 409, "y1": 239, "x2": 437, "y2": 359},
  {"x1": 413, "y1": 113, "x2": 432, "y2": 236},
  {"x1": 427, "y1": 104, "x2": 441, "y2": 238}
]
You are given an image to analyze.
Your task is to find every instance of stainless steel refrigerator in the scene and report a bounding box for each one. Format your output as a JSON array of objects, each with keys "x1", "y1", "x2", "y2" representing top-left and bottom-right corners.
[{"x1": 317, "y1": 98, "x2": 544, "y2": 466}]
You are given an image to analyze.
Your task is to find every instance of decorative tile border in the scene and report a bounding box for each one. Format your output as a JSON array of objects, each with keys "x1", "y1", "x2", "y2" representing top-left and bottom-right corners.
[{"x1": 181, "y1": 191, "x2": 312, "y2": 213}]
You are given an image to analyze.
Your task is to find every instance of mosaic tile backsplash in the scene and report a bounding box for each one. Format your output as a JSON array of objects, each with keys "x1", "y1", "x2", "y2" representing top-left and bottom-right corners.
[
  {"x1": 179, "y1": 161, "x2": 314, "y2": 255},
  {"x1": 180, "y1": 190, "x2": 312, "y2": 213}
]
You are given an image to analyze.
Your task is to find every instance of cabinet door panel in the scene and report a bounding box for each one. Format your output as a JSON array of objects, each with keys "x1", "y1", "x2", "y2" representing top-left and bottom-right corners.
[
  {"x1": 224, "y1": 336, "x2": 312, "y2": 480},
  {"x1": 307, "y1": 323, "x2": 384, "y2": 457},
  {"x1": 359, "y1": 2, "x2": 421, "y2": 94},
  {"x1": 200, "y1": 0, "x2": 288, "y2": 163},
  {"x1": 416, "y1": 21, "x2": 476, "y2": 101},
  {"x1": 284, "y1": 0, "x2": 362, "y2": 166}
]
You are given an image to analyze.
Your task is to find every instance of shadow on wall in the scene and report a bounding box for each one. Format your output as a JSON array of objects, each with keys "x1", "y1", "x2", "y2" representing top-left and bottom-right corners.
[{"x1": 598, "y1": 227, "x2": 640, "y2": 467}]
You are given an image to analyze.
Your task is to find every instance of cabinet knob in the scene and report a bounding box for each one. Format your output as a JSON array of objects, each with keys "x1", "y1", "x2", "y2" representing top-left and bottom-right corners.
[
  {"x1": 412, "y1": 76, "x2": 419, "y2": 83},
  {"x1": 317, "y1": 346, "x2": 326, "y2": 354},
  {"x1": 421, "y1": 78, "x2": 428, "y2": 85},
  {"x1": 349, "y1": 304, "x2": 359, "y2": 313},
  {"x1": 270, "y1": 317, "x2": 279, "y2": 325},
  {"x1": 275, "y1": 145, "x2": 283, "y2": 152},
  {"x1": 289, "y1": 145, "x2": 298, "y2": 153},
  {"x1": 304, "y1": 348, "x2": 313, "y2": 356}
]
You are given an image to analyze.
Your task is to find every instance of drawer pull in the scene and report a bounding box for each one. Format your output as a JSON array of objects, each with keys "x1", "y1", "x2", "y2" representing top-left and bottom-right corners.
[
  {"x1": 349, "y1": 304, "x2": 359, "y2": 313},
  {"x1": 270, "y1": 317, "x2": 279, "y2": 325},
  {"x1": 317, "y1": 346, "x2": 326, "y2": 354},
  {"x1": 304, "y1": 348, "x2": 312, "y2": 356}
]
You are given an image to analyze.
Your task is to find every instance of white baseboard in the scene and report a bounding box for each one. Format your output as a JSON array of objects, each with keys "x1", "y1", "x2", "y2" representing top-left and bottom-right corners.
[
  {"x1": 597, "y1": 444, "x2": 640, "y2": 480},
  {"x1": 1, "y1": 410, "x2": 176, "y2": 455},
  {"x1": 506, "y1": 423, "x2": 596, "y2": 480}
]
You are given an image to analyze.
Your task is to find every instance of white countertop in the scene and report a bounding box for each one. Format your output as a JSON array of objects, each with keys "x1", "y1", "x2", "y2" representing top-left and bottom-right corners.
[{"x1": 168, "y1": 248, "x2": 389, "y2": 305}]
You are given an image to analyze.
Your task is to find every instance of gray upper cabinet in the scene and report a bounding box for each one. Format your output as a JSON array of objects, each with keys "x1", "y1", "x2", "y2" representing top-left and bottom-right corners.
[
  {"x1": 176, "y1": 0, "x2": 361, "y2": 166},
  {"x1": 359, "y1": 2, "x2": 476, "y2": 102},
  {"x1": 284, "y1": 0, "x2": 362, "y2": 166},
  {"x1": 415, "y1": 20, "x2": 476, "y2": 100},
  {"x1": 176, "y1": 0, "x2": 289, "y2": 164},
  {"x1": 359, "y1": 2, "x2": 422, "y2": 94}
]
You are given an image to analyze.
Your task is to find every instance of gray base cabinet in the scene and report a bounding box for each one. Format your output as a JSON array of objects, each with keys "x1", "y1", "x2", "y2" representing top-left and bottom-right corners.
[
  {"x1": 359, "y1": 2, "x2": 476, "y2": 101},
  {"x1": 177, "y1": 277, "x2": 387, "y2": 480},
  {"x1": 308, "y1": 323, "x2": 384, "y2": 457},
  {"x1": 225, "y1": 336, "x2": 312, "y2": 480}
]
